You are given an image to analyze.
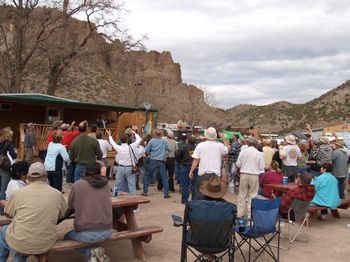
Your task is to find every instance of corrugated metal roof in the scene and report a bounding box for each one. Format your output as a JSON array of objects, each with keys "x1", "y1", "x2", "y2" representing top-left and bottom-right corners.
[{"x1": 0, "y1": 93, "x2": 157, "y2": 112}]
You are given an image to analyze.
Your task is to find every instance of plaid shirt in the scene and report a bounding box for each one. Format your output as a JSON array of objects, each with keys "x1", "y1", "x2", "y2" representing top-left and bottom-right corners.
[
  {"x1": 280, "y1": 184, "x2": 316, "y2": 213},
  {"x1": 227, "y1": 141, "x2": 242, "y2": 164}
]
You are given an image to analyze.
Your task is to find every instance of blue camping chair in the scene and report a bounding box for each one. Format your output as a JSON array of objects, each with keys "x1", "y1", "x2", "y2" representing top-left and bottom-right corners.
[
  {"x1": 172, "y1": 200, "x2": 237, "y2": 262},
  {"x1": 235, "y1": 197, "x2": 282, "y2": 262}
]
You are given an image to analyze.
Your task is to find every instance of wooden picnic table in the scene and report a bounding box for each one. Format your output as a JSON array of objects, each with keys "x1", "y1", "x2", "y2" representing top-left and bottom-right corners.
[
  {"x1": 0, "y1": 194, "x2": 161, "y2": 261},
  {"x1": 264, "y1": 183, "x2": 296, "y2": 194},
  {"x1": 264, "y1": 183, "x2": 350, "y2": 219}
]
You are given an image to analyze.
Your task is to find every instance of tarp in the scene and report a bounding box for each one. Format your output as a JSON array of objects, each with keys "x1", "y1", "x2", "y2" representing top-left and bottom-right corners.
[{"x1": 223, "y1": 130, "x2": 243, "y2": 140}]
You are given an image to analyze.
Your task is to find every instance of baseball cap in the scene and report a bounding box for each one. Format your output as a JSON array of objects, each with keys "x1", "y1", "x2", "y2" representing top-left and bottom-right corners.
[{"x1": 28, "y1": 162, "x2": 47, "y2": 177}]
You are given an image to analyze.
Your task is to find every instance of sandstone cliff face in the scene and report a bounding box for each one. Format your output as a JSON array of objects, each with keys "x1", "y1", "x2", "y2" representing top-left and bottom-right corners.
[{"x1": 2, "y1": 7, "x2": 350, "y2": 133}]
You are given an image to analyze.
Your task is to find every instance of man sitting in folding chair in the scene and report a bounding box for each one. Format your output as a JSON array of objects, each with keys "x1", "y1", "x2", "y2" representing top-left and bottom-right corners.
[
  {"x1": 235, "y1": 197, "x2": 282, "y2": 262},
  {"x1": 172, "y1": 176, "x2": 237, "y2": 262},
  {"x1": 280, "y1": 172, "x2": 315, "y2": 221},
  {"x1": 280, "y1": 173, "x2": 315, "y2": 247}
]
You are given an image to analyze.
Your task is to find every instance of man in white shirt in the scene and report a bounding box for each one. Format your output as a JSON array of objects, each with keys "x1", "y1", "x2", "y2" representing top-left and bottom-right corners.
[
  {"x1": 280, "y1": 135, "x2": 301, "y2": 183},
  {"x1": 107, "y1": 130, "x2": 142, "y2": 195},
  {"x1": 189, "y1": 127, "x2": 229, "y2": 200},
  {"x1": 236, "y1": 138, "x2": 265, "y2": 218}
]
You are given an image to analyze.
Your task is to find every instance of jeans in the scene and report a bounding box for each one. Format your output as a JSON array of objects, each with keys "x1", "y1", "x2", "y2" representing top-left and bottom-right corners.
[
  {"x1": 282, "y1": 166, "x2": 297, "y2": 182},
  {"x1": 74, "y1": 163, "x2": 86, "y2": 182},
  {"x1": 193, "y1": 173, "x2": 217, "y2": 200},
  {"x1": 64, "y1": 229, "x2": 112, "y2": 258},
  {"x1": 180, "y1": 166, "x2": 197, "y2": 203},
  {"x1": 166, "y1": 158, "x2": 175, "y2": 191},
  {"x1": 115, "y1": 166, "x2": 136, "y2": 196},
  {"x1": 47, "y1": 170, "x2": 63, "y2": 192},
  {"x1": 0, "y1": 225, "x2": 27, "y2": 262},
  {"x1": 144, "y1": 159, "x2": 169, "y2": 197},
  {"x1": 0, "y1": 168, "x2": 10, "y2": 214},
  {"x1": 337, "y1": 177, "x2": 346, "y2": 199},
  {"x1": 297, "y1": 166, "x2": 307, "y2": 175},
  {"x1": 66, "y1": 162, "x2": 76, "y2": 184},
  {"x1": 175, "y1": 162, "x2": 181, "y2": 184}
]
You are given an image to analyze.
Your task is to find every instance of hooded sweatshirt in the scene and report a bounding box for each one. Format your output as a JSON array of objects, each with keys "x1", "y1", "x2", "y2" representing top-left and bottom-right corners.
[
  {"x1": 332, "y1": 147, "x2": 349, "y2": 178},
  {"x1": 316, "y1": 144, "x2": 333, "y2": 166},
  {"x1": 67, "y1": 175, "x2": 112, "y2": 231}
]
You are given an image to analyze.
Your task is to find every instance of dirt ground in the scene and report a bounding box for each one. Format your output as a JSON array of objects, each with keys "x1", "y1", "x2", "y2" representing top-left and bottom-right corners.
[{"x1": 24, "y1": 182, "x2": 350, "y2": 262}]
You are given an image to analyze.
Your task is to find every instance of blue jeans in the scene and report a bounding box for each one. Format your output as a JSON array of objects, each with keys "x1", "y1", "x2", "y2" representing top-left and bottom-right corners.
[
  {"x1": 114, "y1": 166, "x2": 136, "y2": 196},
  {"x1": 0, "y1": 168, "x2": 10, "y2": 214},
  {"x1": 180, "y1": 166, "x2": 197, "y2": 203},
  {"x1": 0, "y1": 225, "x2": 27, "y2": 262},
  {"x1": 64, "y1": 229, "x2": 112, "y2": 258},
  {"x1": 337, "y1": 177, "x2": 346, "y2": 199},
  {"x1": 193, "y1": 173, "x2": 217, "y2": 200},
  {"x1": 66, "y1": 162, "x2": 76, "y2": 183},
  {"x1": 74, "y1": 164, "x2": 86, "y2": 182},
  {"x1": 143, "y1": 159, "x2": 169, "y2": 197}
]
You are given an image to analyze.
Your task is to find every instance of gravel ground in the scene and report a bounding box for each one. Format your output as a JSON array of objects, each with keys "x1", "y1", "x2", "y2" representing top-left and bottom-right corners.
[{"x1": 12, "y1": 181, "x2": 350, "y2": 262}]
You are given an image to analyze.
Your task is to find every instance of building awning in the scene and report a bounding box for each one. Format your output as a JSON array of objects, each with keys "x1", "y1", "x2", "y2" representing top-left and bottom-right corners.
[{"x1": 0, "y1": 93, "x2": 157, "y2": 112}]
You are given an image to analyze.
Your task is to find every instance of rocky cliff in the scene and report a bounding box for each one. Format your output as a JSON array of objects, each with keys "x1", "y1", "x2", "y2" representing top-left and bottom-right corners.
[{"x1": 1, "y1": 7, "x2": 350, "y2": 133}]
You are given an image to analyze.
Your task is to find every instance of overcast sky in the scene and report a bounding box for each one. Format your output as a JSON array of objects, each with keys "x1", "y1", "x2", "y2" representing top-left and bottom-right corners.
[{"x1": 125, "y1": 0, "x2": 350, "y2": 109}]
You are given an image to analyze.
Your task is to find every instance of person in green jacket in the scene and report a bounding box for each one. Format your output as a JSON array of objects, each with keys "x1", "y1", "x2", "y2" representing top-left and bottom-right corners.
[{"x1": 69, "y1": 121, "x2": 103, "y2": 182}]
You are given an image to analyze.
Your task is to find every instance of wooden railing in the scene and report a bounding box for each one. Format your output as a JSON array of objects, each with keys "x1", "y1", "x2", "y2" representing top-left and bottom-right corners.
[{"x1": 19, "y1": 123, "x2": 119, "y2": 160}]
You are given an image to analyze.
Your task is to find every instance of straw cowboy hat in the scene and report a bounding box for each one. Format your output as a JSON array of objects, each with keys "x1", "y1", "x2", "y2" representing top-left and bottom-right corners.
[
  {"x1": 285, "y1": 135, "x2": 296, "y2": 145},
  {"x1": 333, "y1": 140, "x2": 344, "y2": 148},
  {"x1": 319, "y1": 136, "x2": 330, "y2": 144},
  {"x1": 199, "y1": 176, "x2": 227, "y2": 199},
  {"x1": 204, "y1": 127, "x2": 217, "y2": 140}
]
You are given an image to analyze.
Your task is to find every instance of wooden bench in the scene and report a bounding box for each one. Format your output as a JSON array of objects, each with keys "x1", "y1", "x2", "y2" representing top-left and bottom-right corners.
[
  {"x1": 307, "y1": 199, "x2": 350, "y2": 219},
  {"x1": 3, "y1": 226, "x2": 163, "y2": 262}
]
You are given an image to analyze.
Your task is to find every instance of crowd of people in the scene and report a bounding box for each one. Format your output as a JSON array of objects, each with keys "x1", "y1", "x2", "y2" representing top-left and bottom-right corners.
[{"x1": 0, "y1": 118, "x2": 349, "y2": 261}]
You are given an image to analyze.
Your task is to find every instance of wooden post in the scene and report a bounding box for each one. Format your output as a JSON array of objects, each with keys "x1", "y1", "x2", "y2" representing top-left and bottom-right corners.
[
  {"x1": 124, "y1": 206, "x2": 146, "y2": 261},
  {"x1": 19, "y1": 123, "x2": 25, "y2": 160}
]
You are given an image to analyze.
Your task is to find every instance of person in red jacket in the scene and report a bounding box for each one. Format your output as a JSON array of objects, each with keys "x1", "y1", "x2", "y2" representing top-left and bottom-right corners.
[{"x1": 259, "y1": 161, "x2": 283, "y2": 199}]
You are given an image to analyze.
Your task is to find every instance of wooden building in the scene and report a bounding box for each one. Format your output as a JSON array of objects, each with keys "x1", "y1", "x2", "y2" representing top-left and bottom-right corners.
[{"x1": 0, "y1": 93, "x2": 157, "y2": 159}]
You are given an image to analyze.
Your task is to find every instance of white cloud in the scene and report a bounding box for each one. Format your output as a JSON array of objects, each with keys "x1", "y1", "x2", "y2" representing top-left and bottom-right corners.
[{"x1": 125, "y1": 0, "x2": 350, "y2": 108}]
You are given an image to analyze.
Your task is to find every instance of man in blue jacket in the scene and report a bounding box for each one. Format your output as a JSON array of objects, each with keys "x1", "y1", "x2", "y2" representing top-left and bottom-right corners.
[{"x1": 143, "y1": 129, "x2": 171, "y2": 198}]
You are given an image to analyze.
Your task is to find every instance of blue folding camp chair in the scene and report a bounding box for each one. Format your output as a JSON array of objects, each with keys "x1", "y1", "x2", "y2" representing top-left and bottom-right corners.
[
  {"x1": 235, "y1": 197, "x2": 282, "y2": 262},
  {"x1": 172, "y1": 200, "x2": 237, "y2": 262}
]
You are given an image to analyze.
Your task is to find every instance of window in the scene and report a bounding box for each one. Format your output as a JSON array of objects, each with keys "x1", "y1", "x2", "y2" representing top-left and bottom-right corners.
[
  {"x1": 47, "y1": 108, "x2": 60, "y2": 124},
  {"x1": 0, "y1": 103, "x2": 12, "y2": 111}
]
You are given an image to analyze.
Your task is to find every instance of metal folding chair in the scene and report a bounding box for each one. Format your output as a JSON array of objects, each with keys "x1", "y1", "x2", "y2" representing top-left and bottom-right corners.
[
  {"x1": 234, "y1": 197, "x2": 282, "y2": 262},
  {"x1": 172, "y1": 200, "x2": 237, "y2": 262},
  {"x1": 286, "y1": 199, "x2": 310, "y2": 246}
]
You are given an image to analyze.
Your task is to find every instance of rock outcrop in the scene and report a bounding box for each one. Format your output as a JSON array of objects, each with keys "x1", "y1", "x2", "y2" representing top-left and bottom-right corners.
[{"x1": 1, "y1": 6, "x2": 350, "y2": 133}]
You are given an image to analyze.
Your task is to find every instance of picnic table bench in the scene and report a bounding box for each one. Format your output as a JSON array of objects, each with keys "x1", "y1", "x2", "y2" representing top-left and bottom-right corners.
[
  {"x1": 264, "y1": 183, "x2": 350, "y2": 219},
  {"x1": 306, "y1": 198, "x2": 350, "y2": 219},
  {"x1": 0, "y1": 194, "x2": 163, "y2": 261}
]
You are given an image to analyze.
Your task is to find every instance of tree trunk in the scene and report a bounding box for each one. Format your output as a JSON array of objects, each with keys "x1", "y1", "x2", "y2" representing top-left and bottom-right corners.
[
  {"x1": 13, "y1": 0, "x2": 24, "y2": 93},
  {"x1": 47, "y1": 64, "x2": 61, "y2": 96}
]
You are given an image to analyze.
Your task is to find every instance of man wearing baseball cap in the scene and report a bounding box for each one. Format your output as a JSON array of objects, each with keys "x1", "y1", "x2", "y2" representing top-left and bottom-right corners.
[{"x1": 0, "y1": 162, "x2": 67, "y2": 260}]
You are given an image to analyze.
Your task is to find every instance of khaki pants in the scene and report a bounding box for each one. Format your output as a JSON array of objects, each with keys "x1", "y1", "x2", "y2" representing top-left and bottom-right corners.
[{"x1": 237, "y1": 173, "x2": 259, "y2": 218}]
